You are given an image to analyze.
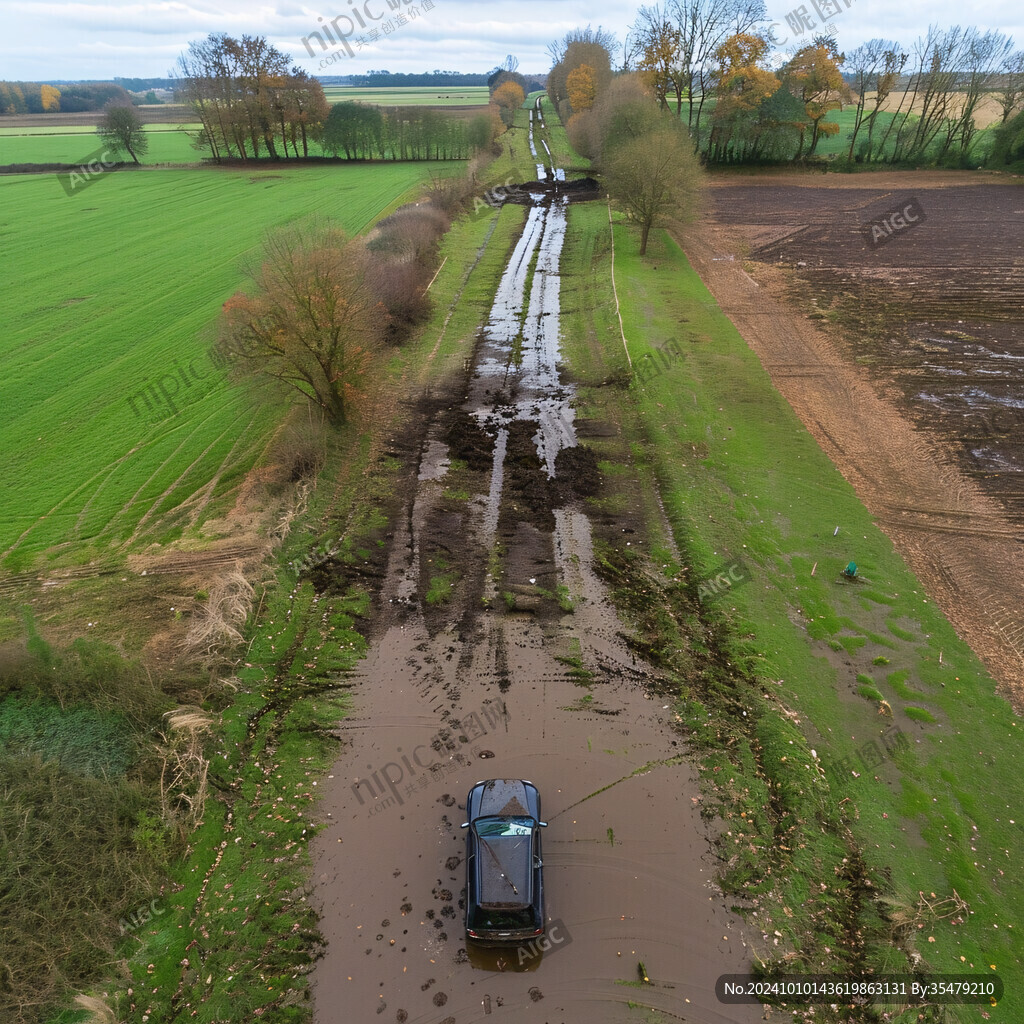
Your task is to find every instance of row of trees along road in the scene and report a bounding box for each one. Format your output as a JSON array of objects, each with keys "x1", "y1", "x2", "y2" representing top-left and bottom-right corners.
[
  {"x1": 550, "y1": 28, "x2": 704, "y2": 255},
  {"x1": 625, "y1": 2, "x2": 1024, "y2": 164},
  {"x1": 322, "y1": 103, "x2": 481, "y2": 160}
]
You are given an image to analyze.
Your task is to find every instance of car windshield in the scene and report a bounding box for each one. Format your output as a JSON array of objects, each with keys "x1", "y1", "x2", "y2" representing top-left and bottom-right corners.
[{"x1": 473, "y1": 815, "x2": 536, "y2": 838}]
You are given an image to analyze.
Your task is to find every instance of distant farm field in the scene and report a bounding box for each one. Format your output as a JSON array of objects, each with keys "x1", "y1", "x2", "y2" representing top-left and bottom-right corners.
[
  {"x1": 322, "y1": 85, "x2": 491, "y2": 106},
  {"x1": 0, "y1": 163, "x2": 450, "y2": 571},
  {"x1": 0, "y1": 125, "x2": 201, "y2": 165}
]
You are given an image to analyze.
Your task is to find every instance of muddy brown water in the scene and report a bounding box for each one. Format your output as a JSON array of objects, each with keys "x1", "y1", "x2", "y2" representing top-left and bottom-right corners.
[{"x1": 310, "y1": 154, "x2": 762, "y2": 1023}]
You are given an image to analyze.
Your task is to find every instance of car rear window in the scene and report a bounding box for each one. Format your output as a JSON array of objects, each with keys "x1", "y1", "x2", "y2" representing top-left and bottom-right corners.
[{"x1": 470, "y1": 906, "x2": 535, "y2": 930}]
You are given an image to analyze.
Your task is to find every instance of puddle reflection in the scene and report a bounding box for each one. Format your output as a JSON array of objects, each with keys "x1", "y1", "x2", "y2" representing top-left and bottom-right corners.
[{"x1": 465, "y1": 940, "x2": 544, "y2": 973}]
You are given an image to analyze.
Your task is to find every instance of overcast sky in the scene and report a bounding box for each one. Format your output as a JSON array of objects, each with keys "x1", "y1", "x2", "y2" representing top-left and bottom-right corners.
[{"x1": 0, "y1": 0, "x2": 1020, "y2": 81}]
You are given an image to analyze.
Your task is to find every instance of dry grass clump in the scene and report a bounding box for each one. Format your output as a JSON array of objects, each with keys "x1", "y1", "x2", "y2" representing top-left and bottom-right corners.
[{"x1": 181, "y1": 570, "x2": 254, "y2": 658}]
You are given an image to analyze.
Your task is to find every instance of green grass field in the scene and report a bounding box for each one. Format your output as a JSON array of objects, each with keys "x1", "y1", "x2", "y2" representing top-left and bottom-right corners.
[
  {"x1": 40, "y1": 177, "x2": 527, "y2": 1024},
  {"x1": 0, "y1": 163, "x2": 451, "y2": 574},
  {"x1": 0, "y1": 125, "x2": 201, "y2": 165},
  {"x1": 322, "y1": 85, "x2": 491, "y2": 106}
]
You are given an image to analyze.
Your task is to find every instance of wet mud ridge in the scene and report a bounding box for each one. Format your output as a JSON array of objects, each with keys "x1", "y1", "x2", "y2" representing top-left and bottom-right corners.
[{"x1": 309, "y1": 149, "x2": 762, "y2": 1022}]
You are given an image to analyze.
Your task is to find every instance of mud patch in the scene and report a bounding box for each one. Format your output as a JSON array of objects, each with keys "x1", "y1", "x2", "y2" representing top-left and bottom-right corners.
[
  {"x1": 499, "y1": 419, "x2": 556, "y2": 532},
  {"x1": 443, "y1": 409, "x2": 494, "y2": 473},
  {"x1": 553, "y1": 443, "x2": 602, "y2": 502}
]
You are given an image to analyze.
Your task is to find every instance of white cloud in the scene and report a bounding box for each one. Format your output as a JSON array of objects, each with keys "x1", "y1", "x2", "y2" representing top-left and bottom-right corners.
[{"x1": 0, "y1": 0, "x2": 1019, "y2": 79}]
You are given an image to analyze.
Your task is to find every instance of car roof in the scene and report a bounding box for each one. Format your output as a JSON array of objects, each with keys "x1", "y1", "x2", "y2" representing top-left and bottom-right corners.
[{"x1": 476, "y1": 833, "x2": 534, "y2": 907}]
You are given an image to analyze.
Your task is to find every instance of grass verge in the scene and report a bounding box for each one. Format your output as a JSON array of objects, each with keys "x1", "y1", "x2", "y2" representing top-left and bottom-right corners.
[{"x1": 558, "y1": 198, "x2": 1020, "y2": 1021}]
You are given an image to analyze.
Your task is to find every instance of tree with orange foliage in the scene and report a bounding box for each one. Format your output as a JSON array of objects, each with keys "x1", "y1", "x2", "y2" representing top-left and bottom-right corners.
[
  {"x1": 218, "y1": 224, "x2": 388, "y2": 425},
  {"x1": 567, "y1": 64, "x2": 597, "y2": 113},
  {"x1": 782, "y1": 41, "x2": 846, "y2": 156},
  {"x1": 710, "y1": 33, "x2": 779, "y2": 161},
  {"x1": 40, "y1": 84, "x2": 60, "y2": 111},
  {"x1": 491, "y1": 80, "x2": 525, "y2": 126},
  {"x1": 633, "y1": 7, "x2": 679, "y2": 110}
]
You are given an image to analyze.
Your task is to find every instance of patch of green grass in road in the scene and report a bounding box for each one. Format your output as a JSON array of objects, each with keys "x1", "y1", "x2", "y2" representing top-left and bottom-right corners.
[
  {"x1": 562, "y1": 199, "x2": 1023, "y2": 1017},
  {"x1": 0, "y1": 163, "x2": 449, "y2": 573},
  {"x1": 425, "y1": 557, "x2": 458, "y2": 604}
]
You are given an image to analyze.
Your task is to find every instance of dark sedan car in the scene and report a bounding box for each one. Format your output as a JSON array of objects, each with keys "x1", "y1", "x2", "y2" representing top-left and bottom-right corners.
[{"x1": 461, "y1": 779, "x2": 547, "y2": 944}]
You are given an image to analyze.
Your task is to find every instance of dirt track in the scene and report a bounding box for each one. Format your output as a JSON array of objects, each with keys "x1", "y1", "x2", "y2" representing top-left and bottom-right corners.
[
  {"x1": 309, "y1": 125, "x2": 763, "y2": 1022},
  {"x1": 682, "y1": 171, "x2": 1024, "y2": 710}
]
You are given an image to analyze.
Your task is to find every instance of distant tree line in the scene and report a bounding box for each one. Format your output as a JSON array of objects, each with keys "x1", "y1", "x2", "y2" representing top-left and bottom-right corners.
[
  {"x1": 175, "y1": 33, "x2": 329, "y2": 160},
  {"x1": 322, "y1": 101, "x2": 497, "y2": 159},
  {"x1": 113, "y1": 77, "x2": 177, "y2": 91},
  {"x1": 0, "y1": 81, "x2": 135, "y2": 114}
]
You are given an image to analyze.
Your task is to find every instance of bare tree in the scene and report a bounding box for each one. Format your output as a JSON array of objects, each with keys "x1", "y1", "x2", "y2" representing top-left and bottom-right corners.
[
  {"x1": 218, "y1": 224, "x2": 388, "y2": 425},
  {"x1": 844, "y1": 39, "x2": 895, "y2": 161},
  {"x1": 940, "y1": 29, "x2": 1014, "y2": 160},
  {"x1": 604, "y1": 119, "x2": 704, "y2": 254},
  {"x1": 882, "y1": 26, "x2": 970, "y2": 163},
  {"x1": 862, "y1": 46, "x2": 907, "y2": 161},
  {"x1": 997, "y1": 50, "x2": 1024, "y2": 123}
]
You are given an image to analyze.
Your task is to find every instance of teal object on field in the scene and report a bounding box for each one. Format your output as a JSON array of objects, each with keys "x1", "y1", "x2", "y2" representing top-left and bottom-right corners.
[{"x1": 842, "y1": 561, "x2": 858, "y2": 578}]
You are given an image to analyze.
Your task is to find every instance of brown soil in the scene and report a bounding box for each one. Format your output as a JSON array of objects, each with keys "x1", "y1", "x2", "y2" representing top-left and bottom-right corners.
[
  {"x1": 680, "y1": 169, "x2": 1024, "y2": 710},
  {"x1": 0, "y1": 106, "x2": 194, "y2": 128}
]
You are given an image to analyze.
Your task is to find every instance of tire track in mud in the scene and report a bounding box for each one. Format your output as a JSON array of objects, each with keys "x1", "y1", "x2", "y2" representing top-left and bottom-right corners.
[{"x1": 309, "y1": 171, "x2": 761, "y2": 1023}]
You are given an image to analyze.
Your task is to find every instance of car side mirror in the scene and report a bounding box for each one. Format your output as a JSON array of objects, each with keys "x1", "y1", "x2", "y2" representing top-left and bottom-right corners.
[
  {"x1": 538, "y1": 821, "x2": 548, "y2": 827},
  {"x1": 461, "y1": 822, "x2": 469, "y2": 828}
]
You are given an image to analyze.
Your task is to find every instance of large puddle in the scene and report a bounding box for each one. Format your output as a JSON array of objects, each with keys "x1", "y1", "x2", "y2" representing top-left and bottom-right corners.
[{"x1": 309, "y1": 138, "x2": 760, "y2": 1023}]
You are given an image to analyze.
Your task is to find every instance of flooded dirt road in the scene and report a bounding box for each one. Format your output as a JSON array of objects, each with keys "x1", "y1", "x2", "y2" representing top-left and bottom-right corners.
[{"x1": 310, "y1": 141, "x2": 762, "y2": 1023}]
